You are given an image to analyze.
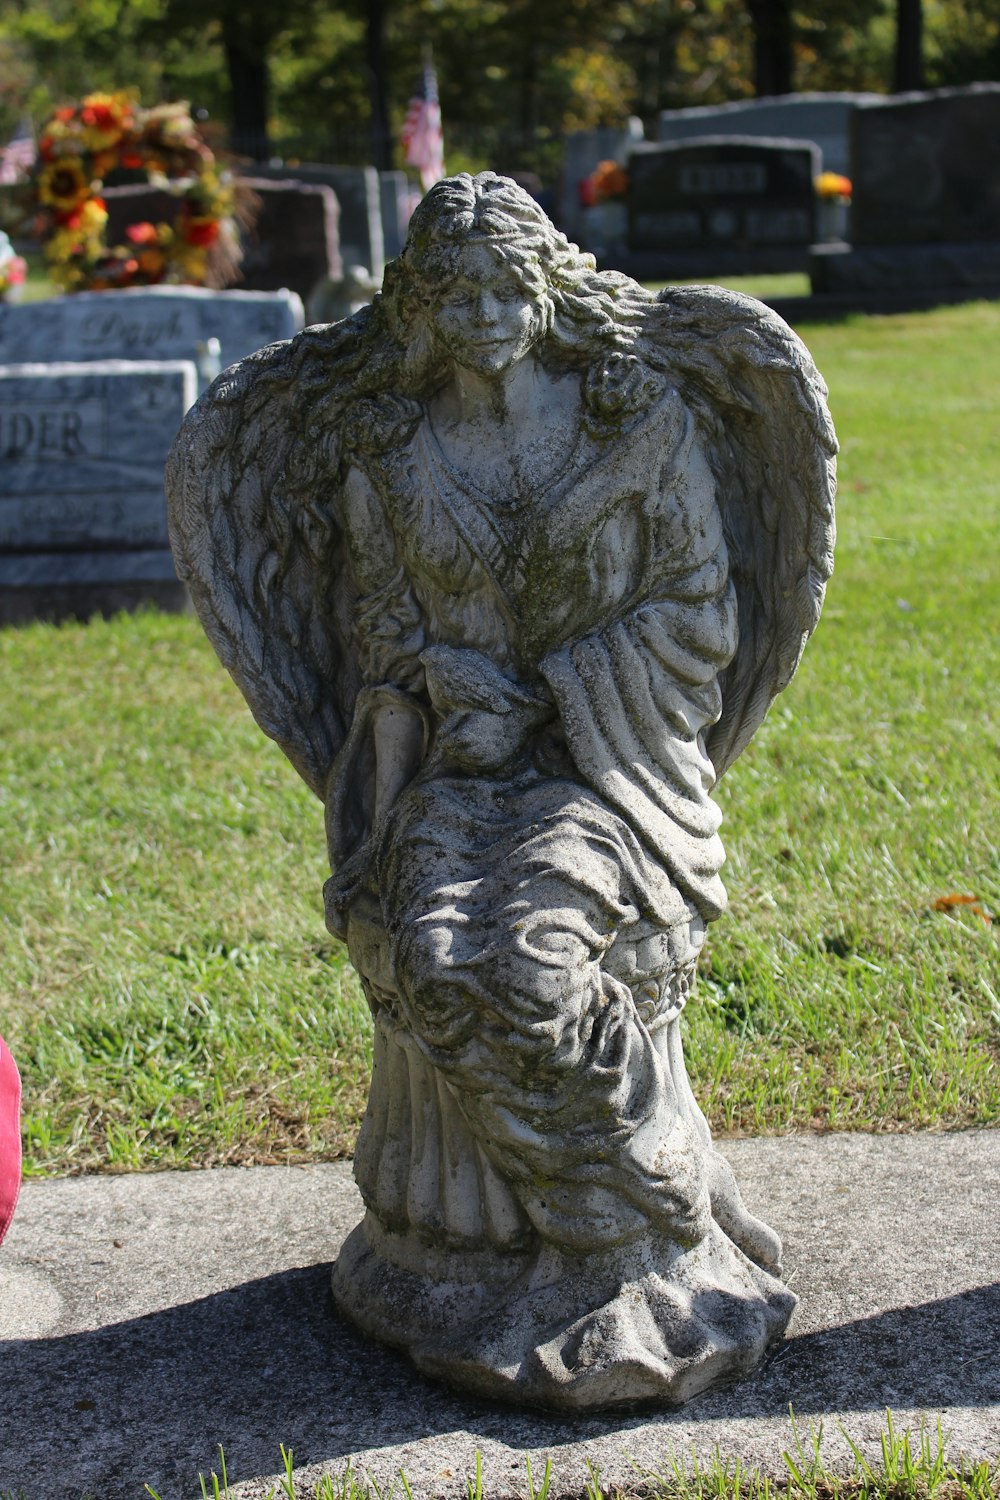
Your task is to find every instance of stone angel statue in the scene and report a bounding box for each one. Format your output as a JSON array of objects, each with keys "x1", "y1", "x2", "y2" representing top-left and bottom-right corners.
[{"x1": 166, "y1": 173, "x2": 836, "y2": 1410}]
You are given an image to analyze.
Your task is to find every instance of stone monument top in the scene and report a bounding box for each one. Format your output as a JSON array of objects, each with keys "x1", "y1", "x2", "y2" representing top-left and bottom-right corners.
[{"x1": 166, "y1": 172, "x2": 837, "y2": 1410}]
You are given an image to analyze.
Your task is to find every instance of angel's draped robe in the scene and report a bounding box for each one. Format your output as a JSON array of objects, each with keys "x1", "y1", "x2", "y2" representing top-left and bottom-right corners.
[{"x1": 331, "y1": 373, "x2": 739, "y2": 1254}]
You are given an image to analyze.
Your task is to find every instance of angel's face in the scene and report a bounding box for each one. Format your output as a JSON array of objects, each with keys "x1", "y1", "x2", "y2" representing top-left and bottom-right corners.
[{"x1": 432, "y1": 243, "x2": 541, "y2": 377}]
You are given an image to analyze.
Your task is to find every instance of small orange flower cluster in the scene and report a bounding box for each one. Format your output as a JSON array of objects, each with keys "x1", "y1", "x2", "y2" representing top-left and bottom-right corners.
[
  {"x1": 31, "y1": 91, "x2": 237, "y2": 293},
  {"x1": 588, "y1": 160, "x2": 629, "y2": 203},
  {"x1": 815, "y1": 172, "x2": 852, "y2": 203}
]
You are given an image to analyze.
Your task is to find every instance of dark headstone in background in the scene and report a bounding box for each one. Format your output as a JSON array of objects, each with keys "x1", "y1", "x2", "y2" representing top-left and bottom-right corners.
[
  {"x1": 850, "y1": 84, "x2": 1000, "y2": 246},
  {"x1": 0, "y1": 360, "x2": 195, "y2": 623},
  {"x1": 242, "y1": 165, "x2": 384, "y2": 276},
  {"x1": 627, "y1": 137, "x2": 819, "y2": 269},
  {"x1": 236, "y1": 179, "x2": 342, "y2": 303},
  {"x1": 656, "y1": 93, "x2": 881, "y2": 176},
  {"x1": 102, "y1": 180, "x2": 339, "y2": 310}
]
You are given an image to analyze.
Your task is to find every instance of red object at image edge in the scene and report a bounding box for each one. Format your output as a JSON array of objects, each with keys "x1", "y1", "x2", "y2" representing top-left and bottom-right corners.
[{"x1": 0, "y1": 1035, "x2": 21, "y2": 1244}]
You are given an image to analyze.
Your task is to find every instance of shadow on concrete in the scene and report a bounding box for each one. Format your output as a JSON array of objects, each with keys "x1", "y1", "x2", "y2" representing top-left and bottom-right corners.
[{"x1": 1, "y1": 1265, "x2": 998, "y2": 1499}]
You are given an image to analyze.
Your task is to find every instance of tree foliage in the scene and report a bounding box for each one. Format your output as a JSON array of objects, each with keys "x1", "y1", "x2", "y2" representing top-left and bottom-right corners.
[{"x1": 1, "y1": 0, "x2": 997, "y2": 170}]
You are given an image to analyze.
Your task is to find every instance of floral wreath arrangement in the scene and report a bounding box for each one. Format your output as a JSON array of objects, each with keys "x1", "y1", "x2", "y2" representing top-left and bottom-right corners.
[
  {"x1": 30, "y1": 91, "x2": 244, "y2": 293},
  {"x1": 0, "y1": 230, "x2": 27, "y2": 301}
]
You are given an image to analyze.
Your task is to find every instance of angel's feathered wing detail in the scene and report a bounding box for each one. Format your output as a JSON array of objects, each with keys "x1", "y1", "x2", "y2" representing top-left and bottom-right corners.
[
  {"x1": 166, "y1": 310, "x2": 377, "y2": 799},
  {"x1": 167, "y1": 287, "x2": 835, "y2": 808},
  {"x1": 644, "y1": 285, "x2": 837, "y2": 776}
]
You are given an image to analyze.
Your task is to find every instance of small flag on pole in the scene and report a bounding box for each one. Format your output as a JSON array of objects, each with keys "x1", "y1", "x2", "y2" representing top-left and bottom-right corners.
[
  {"x1": 401, "y1": 50, "x2": 445, "y2": 193},
  {"x1": 0, "y1": 121, "x2": 36, "y2": 185}
]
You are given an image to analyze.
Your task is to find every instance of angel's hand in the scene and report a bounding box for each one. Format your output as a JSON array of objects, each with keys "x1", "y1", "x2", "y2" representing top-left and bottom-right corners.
[{"x1": 434, "y1": 699, "x2": 553, "y2": 772}]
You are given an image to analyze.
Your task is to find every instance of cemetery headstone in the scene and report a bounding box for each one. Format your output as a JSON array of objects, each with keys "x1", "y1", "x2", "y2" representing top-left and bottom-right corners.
[
  {"x1": 379, "y1": 170, "x2": 412, "y2": 261},
  {"x1": 810, "y1": 84, "x2": 1000, "y2": 300},
  {"x1": 0, "y1": 285, "x2": 304, "y2": 385},
  {"x1": 627, "y1": 137, "x2": 819, "y2": 271},
  {"x1": 233, "y1": 179, "x2": 342, "y2": 307},
  {"x1": 166, "y1": 171, "x2": 837, "y2": 1411},
  {"x1": 557, "y1": 122, "x2": 643, "y2": 250},
  {"x1": 850, "y1": 84, "x2": 1000, "y2": 245},
  {"x1": 0, "y1": 360, "x2": 196, "y2": 623},
  {"x1": 243, "y1": 164, "x2": 385, "y2": 278},
  {"x1": 656, "y1": 92, "x2": 881, "y2": 176}
]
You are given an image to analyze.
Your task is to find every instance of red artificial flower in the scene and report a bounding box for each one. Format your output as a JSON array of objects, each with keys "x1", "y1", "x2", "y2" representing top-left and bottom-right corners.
[
  {"x1": 120, "y1": 151, "x2": 144, "y2": 169},
  {"x1": 183, "y1": 217, "x2": 220, "y2": 247},
  {"x1": 81, "y1": 102, "x2": 116, "y2": 132}
]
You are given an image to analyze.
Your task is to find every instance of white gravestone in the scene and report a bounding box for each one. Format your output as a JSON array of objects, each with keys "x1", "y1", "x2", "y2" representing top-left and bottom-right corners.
[
  {"x1": 0, "y1": 287, "x2": 303, "y2": 388},
  {"x1": 0, "y1": 360, "x2": 196, "y2": 621}
]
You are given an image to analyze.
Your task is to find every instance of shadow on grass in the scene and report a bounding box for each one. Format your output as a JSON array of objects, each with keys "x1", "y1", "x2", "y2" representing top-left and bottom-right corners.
[{"x1": 1, "y1": 1266, "x2": 998, "y2": 1499}]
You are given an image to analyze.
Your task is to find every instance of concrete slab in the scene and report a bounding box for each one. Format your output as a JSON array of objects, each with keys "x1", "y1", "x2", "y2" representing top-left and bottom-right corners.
[{"x1": 0, "y1": 1131, "x2": 997, "y2": 1500}]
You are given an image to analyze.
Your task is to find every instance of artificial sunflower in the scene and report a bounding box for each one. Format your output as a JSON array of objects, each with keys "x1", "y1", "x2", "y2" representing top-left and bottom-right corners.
[{"x1": 37, "y1": 158, "x2": 91, "y2": 215}]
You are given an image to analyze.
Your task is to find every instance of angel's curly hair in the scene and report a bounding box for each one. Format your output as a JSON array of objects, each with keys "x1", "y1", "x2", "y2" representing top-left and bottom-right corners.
[{"x1": 376, "y1": 172, "x2": 653, "y2": 391}]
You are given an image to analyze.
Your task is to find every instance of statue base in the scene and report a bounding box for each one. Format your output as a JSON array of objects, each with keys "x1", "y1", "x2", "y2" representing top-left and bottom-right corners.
[{"x1": 332, "y1": 1210, "x2": 796, "y2": 1410}]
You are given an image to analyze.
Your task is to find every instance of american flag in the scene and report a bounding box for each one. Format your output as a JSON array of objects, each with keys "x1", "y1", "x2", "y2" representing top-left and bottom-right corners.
[
  {"x1": 401, "y1": 54, "x2": 445, "y2": 192},
  {"x1": 0, "y1": 123, "x2": 35, "y2": 185}
]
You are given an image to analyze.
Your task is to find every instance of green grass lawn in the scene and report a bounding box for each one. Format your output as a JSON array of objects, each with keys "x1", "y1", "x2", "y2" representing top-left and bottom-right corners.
[{"x1": 1, "y1": 300, "x2": 998, "y2": 1177}]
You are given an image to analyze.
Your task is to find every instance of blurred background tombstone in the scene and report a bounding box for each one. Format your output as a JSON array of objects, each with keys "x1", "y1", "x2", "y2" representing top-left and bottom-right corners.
[
  {"x1": 656, "y1": 93, "x2": 881, "y2": 176},
  {"x1": 243, "y1": 164, "x2": 385, "y2": 281},
  {"x1": 623, "y1": 137, "x2": 819, "y2": 278},
  {"x1": 235, "y1": 178, "x2": 342, "y2": 313},
  {"x1": 811, "y1": 84, "x2": 1000, "y2": 300},
  {"x1": 379, "y1": 169, "x2": 413, "y2": 261},
  {"x1": 557, "y1": 121, "x2": 643, "y2": 252},
  {"x1": 0, "y1": 285, "x2": 304, "y2": 390},
  {"x1": 0, "y1": 360, "x2": 196, "y2": 623}
]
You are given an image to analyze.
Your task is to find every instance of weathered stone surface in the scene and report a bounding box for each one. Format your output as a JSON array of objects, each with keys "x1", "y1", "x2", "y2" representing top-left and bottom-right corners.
[
  {"x1": 0, "y1": 284, "x2": 303, "y2": 377},
  {"x1": 850, "y1": 84, "x2": 1000, "y2": 246},
  {"x1": 0, "y1": 1133, "x2": 997, "y2": 1500},
  {"x1": 165, "y1": 172, "x2": 836, "y2": 1410},
  {"x1": 0, "y1": 359, "x2": 195, "y2": 621},
  {"x1": 628, "y1": 137, "x2": 819, "y2": 256},
  {"x1": 656, "y1": 92, "x2": 881, "y2": 176}
]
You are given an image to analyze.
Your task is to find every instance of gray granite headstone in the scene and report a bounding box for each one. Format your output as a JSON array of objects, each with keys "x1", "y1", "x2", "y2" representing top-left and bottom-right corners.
[
  {"x1": 849, "y1": 84, "x2": 1000, "y2": 245},
  {"x1": 656, "y1": 92, "x2": 881, "y2": 176},
  {"x1": 379, "y1": 171, "x2": 412, "y2": 262},
  {"x1": 628, "y1": 137, "x2": 819, "y2": 254},
  {"x1": 235, "y1": 179, "x2": 342, "y2": 301},
  {"x1": 557, "y1": 124, "x2": 642, "y2": 249},
  {"x1": 244, "y1": 164, "x2": 385, "y2": 276},
  {"x1": 0, "y1": 359, "x2": 196, "y2": 623},
  {"x1": 0, "y1": 286, "x2": 303, "y2": 385}
]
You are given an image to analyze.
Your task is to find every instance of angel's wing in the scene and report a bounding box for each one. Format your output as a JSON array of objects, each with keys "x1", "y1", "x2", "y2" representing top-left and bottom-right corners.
[
  {"x1": 641, "y1": 286, "x2": 837, "y2": 778},
  {"x1": 165, "y1": 310, "x2": 374, "y2": 799}
]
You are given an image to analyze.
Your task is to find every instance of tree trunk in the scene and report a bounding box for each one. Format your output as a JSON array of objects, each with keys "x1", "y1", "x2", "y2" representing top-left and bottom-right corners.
[
  {"x1": 222, "y1": 20, "x2": 270, "y2": 159},
  {"x1": 894, "y1": 0, "x2": 924, "y2": 92},
  {"x1": 366, "y1": 0, "x2": 393, "y2": 171},
  {"x1": 748, "y1": 0, "x2": 794, "y2": 97}
]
